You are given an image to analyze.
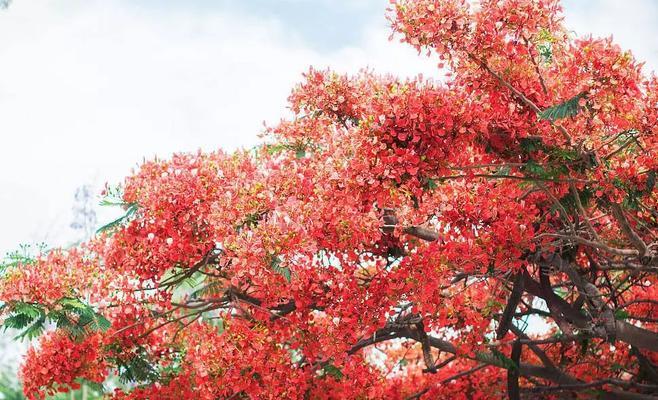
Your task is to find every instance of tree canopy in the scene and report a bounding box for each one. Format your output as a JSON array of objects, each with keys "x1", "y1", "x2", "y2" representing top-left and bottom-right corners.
[{"x1": 1, "y1": 0, "x2": 658, "y2": 398}]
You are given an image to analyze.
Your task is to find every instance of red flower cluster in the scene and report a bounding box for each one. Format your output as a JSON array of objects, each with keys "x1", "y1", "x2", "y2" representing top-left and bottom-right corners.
[
  {"x1": 20, "y1": 332, "x2": 107, "y2": 399},
  {"x1": 0, "y1": 249, "x2": 97, "y2": 306},
  {"x1": 2, "y1": 1, "x2": 657, "y2": 398}
]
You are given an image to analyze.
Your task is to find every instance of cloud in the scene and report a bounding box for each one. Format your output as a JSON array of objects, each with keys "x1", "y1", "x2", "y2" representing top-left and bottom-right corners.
[
  {"x1": 562, "y1": 0, "x2": 658, "y2": 72},
  {"x1": 0, "y1": 0, "x2": 655, "y2": 256},
  {"x1": 0, "y1": 0, "x2": 435, "y2": 254}
]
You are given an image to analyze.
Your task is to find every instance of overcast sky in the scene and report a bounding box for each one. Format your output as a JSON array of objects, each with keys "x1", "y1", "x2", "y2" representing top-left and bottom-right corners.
[{"x1": 0, "y1": 0, "x2": 656, "y2": 257}]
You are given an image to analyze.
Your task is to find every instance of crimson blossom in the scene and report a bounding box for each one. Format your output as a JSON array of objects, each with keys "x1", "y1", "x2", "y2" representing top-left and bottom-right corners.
[{"x1": 2, "y1": 1, "x2": 658, "y2": 399}]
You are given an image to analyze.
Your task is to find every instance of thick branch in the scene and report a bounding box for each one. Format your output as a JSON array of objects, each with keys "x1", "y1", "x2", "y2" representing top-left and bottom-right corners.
[
  {"x1": 610, "y1": 202, "x2": 649, "y2": 257},
  {"x1": 508, "y1": 340, "x2": 521, "y2": 400},
  {"x1": 497, "y1": 273, "x2": 524, "y2": 339}
]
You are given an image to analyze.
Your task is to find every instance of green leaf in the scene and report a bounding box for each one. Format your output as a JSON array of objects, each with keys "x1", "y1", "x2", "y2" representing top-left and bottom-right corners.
[
  {"x1": 614, "y1": 309, "x2": 630, "y2": 320},
  {"x1": 108, "y1": 343, "x2": 169, "y2": 385},
  {"x1": 481, "y1": 350, "x2": 516, "y2": 370},
  {"x1": 98, "y1": 185, "x2": 126, "y2": 207},
  {"x1": 14, "y1": 315, "x2": 46, "y2": 341},
  {"x1": 0, "y1": 243, "x2": 44, "y2": 276},
  {"x1": 611, "y1": 363, "x2": 624, "y2": 372},
  {"x1": 95, "y1": 313, "x2": 112, "y2": 332},
  {"x1": 58, "y1": 298, "x2": 112, "y2": 334},
  {"x1": 323, "y1": 364, "x2": 343, "y2": 380},
  {"x1": 3, "y1": 298, "x2": 109, "y2": 342},
  {"x1": 270, "y1": 256, "x2": 292, "y2": 282},
  {"x1": 537, "y1": 42, "x2": 553, "y2": 64},
  {"x1": 120, "y1": 361, "x2": 156, "y2": 384},
  {"x1": 158, "y1": 351, "x2": 186, "y2": 381},
  {"x1": 0, "y1": 373, "x2": 23, "y2": 400},
  {"x1": 58, "y1": 297, "x2": 88, "y2": 310},
  {"x1": 99, "y1": 199, "x2": 128, "y2": 207},
  {"x1": 521, "y1": 160, "x2": 545, "y2": 176},
  {"x1": 489, "y1": 349, "x2": 518, "y2": 371},
  {"x1": 646, "y1": 171, "x2": 656, "y2": 194},
  {"x1": 96, "y1": 203, "x2": 138, "y2": 234},
  {"x1": 424, "y1": 178, "x2": 438, "y2": 191},
  {"x1": 550, "y1": 147, "x2": 579, "y2": 162},
  {"x1": 12, "y1": 302, "x2": 42, "y2": 319},
  {"x1": 3, "y1": 313, "x2": 36, "y2": 331},
  {"x1": 519, "y1": 137, "x2": 544, "y2": 153},
  {"x1": 2, "y1": 302, "x2": 48, "y2": 341},
  {"x1": 189, "y1": 280, "x2": 222, "y2": 300},
  {"x1": 53, "y1": 313, "x2": 86, "y2": 339},
  {"x1": 264, "y1": 143, "x2": 288, "y2": 155},
  {"x1": 539, "y1": 93, "x2": 586, "y2": 121},
  {"x1": 274, "y1": 264, "x2": 292, "y2": 283}
]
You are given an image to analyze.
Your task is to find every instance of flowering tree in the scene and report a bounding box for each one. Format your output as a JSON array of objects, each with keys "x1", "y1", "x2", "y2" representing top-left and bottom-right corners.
[{"x1": 2, "y1": 1, "x2": 658, "y2": 399}]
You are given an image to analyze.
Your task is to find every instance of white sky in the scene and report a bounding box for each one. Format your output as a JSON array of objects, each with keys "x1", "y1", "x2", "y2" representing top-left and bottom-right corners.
[{"x1": 0, "y1": 0, "x2": 656, "y2": 256}]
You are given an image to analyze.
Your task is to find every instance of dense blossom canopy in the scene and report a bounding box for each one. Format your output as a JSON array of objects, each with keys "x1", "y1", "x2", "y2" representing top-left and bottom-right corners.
[{"x1": 1, "y1": 1, "x2": 658, "y2": 398}]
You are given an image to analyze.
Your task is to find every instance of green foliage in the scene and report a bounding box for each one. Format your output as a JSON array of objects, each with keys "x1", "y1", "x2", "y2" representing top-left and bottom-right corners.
[
  {"x1": 114, "y1": 348, "x2": 160, "y2": 384},
  {"x1": 270, "y1": 255, "x2": 291, "y2": 282},
  {"x1": 519, "y1": 137, "x2": 544, "y2": 153},
  {"x1": 521, "y1": 160, "x2": 545, "y2": 176},
  {"x1": 54, "y1": 298, "x2": 112, "y2": 339},
  {"x1": 2, "y1": 302, "x2": 47, "y2": 341},
  {"x1": 158, "y1": 350, "x2": 186, "y2": 384},
  {"x1": 611, "y1": 363, "x2": 624, "y2": 372},
  {"x1": 264, "y1": 141, "x2": 311, "y2": 159},
  {"x1": 554, "y1": 187, "x2": 594, "y2": 216},
  {"x1": 188, "y1": 280, "x2": 222, "y2": 301},
  {"x1": 422, "y1": 177, "x2": 438, "y2": 191},
  {"x1": 614, "y1": 309, "x2": 630, "y2": 321},
  {"x1": 322, "y1": 364, "x2": 344, "y2": 380},
  {"x1": 611, "y1": 169, "x2": 656, "y2": 211},
  {"x1": 549, "y1": 147, "x2": 579, "y2": 162},
  {"x1": 111, "y1": 345, "x2": 186, "y2": 386},
  {"x1": 0, "y1": 372, "x2": 24, "y2": 400},
  {"x1": 646, "y1": 171, "x2": 656, "y2": 194},
  {"x1": 519, "y1": 138, "x2": 584, "y2": 183},
  {"x1": 521, "y1": 160, "x2": 569, "y2": 183},
  {"x1": 170, "y1": 270, "x2": 210, "y2": 303},
  {"x1": 612, "y1": 129, "x2": 641, "y2": 155},
  {"x1": 537, "y1": 42, "x2": 553, "y2": 64},
  {"x1": 0, "y1": 244, "x2": 46, "y2": 277},
  {"x1": 1, "y1": 298, "x2": 110, "y2": 341},
  {"x1": 489, "y1": 349, "x2": 518, "y2": 371},
  {"x1": 96, "y1": 203, "x2": 138, "y2": 234},
  {"x1": 98, "y1": 184, "x2": 125, "y2": 207},
  {"x1": 97, "y1": 185, "x2": 140, "y2": 234},
  {"x1": 481, "y1": 298, "x2": 503, "y2": 318},
  {"x1": 208, "y1": 317, "x2": 225, "y2": 333},
  {"x1": 535, "y1": 29, "x2": 554, "y2": 64},
  {"x1": 264, "y1": 143, "x2": 289, "y2": 156},
  {"x1": 539, "y1": 93, "x2": 586, "y2": 121}
]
